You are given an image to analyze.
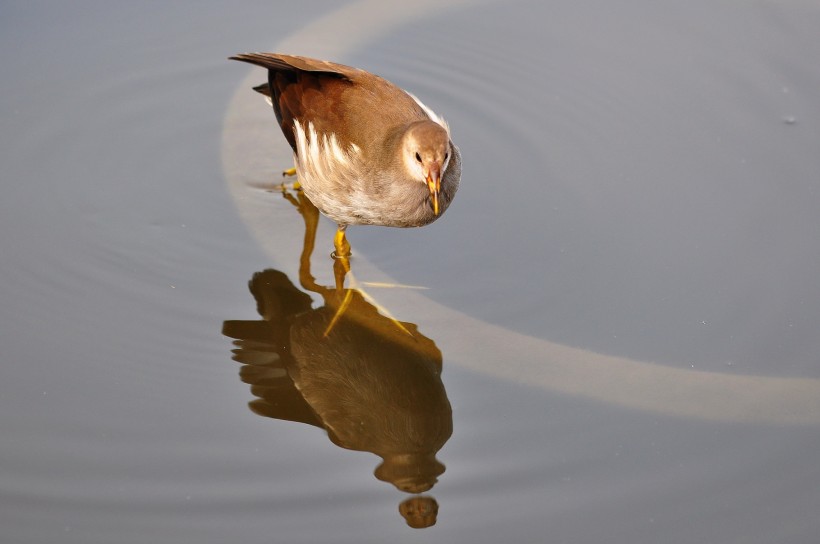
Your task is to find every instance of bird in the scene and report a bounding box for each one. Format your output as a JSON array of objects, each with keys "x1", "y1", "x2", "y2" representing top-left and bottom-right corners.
[{"x1": 230, "y1": 53, "x2": 461, "y2": 258}]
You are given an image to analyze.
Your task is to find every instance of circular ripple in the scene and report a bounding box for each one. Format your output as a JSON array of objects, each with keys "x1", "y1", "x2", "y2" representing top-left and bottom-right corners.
[{"x1": 222, "y1": 0, "x2": 820, "y2": 424}]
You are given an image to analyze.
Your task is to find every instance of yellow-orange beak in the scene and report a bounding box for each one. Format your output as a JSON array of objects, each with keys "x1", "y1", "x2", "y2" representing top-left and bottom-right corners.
[{"x1": 426, "y1": 171, "x2": 441, "y2": 216}]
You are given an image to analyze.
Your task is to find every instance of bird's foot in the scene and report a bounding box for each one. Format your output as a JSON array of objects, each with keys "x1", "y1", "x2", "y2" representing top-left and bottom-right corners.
[
  {"x1": 321, "y1": 254, "x2": 352, "y2": 336},
  {"x1": 321, "y1": 269, "x2": 413, "y2": 338},
  {"x1": 277, "y1": 167, "x2": 301, "y2": 192},
  {"x1": 333, "y1": 255, "x2": 350, "y2": 291},
  {"x1": 323, "y1": 288, "x2": 354, "y2": 337},
  {"x1": 278, "y1": 179, "x2": 301, "y2": 193}
]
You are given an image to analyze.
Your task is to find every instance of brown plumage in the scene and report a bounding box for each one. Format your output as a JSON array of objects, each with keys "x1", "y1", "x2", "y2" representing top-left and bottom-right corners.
[{"x1": 230, "y1": 53, "x2": 461, "y2": 255}]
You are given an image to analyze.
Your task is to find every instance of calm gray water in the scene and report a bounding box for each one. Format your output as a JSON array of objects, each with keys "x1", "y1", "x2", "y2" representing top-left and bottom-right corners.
[{"x1": 2, "y1": 1, "x2": 820, "y2": 543}]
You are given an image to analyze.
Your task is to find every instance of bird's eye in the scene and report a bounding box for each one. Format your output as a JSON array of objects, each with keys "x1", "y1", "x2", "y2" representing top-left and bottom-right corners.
[
  {"x1": 444, "y1": 152, "x2": 449, "y2": 161},
  {"x1": 415, "y1": 152, "x2": 422, "y2": 163}
]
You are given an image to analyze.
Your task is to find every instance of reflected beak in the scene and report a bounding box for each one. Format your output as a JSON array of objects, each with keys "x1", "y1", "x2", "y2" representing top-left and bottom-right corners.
[{"x1": 426, "y1": 169, "x2": 441, "y2": 216}]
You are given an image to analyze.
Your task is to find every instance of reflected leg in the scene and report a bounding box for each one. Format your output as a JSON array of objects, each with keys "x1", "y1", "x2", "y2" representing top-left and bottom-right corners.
[{"x1": 281, "y1": 189, "x2": 324, "y2": 294}]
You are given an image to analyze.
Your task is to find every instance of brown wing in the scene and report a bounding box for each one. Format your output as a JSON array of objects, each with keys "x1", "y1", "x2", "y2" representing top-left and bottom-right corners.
[
  {"x1": 231, "y1": 53, "x2": 362, "y2": 152},
  {"x1": 231, "y1": 53, "x2": 429, "y2": 156}
]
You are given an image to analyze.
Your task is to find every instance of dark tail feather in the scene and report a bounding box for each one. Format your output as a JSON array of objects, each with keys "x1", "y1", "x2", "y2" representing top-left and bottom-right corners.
[
  {"x1": 230, "y1": 52, "x2": 350, "y2": 80},
  {"x1": 230, "y1": 53, "x2": 300, "y2": 72},
  {"x1": 252, "y1": 83, "x2": 271, "y2": 97}
]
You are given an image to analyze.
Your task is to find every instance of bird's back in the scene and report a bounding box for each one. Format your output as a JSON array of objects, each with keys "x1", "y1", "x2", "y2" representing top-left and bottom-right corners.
[{"x1": 231, "y1": 53, "x2": 428, "y2": 156}]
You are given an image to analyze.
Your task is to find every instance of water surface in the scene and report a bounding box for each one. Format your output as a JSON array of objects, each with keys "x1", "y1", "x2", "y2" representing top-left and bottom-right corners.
[{"x1": 2, "y1": 1, "x2": 820, "y2": 543}]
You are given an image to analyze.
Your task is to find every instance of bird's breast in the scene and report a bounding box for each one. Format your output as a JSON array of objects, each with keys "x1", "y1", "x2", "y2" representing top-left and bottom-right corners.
[{"x1": 291, "y1": 119, "x2": 451, "y2": 227}]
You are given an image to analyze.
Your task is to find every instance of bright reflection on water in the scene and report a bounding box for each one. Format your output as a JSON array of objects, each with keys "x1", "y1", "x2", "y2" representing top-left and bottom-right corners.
[{"x1": 2, "y1": 1, "x2": 820, "y2": 543}]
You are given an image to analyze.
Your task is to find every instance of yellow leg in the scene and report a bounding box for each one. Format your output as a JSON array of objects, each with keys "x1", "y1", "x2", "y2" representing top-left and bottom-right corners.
[
  {"x1": 333, "y1": 228, "x2": 351, "y2": 258},
  {"x1": 323, "y1": 288, "x2": 354, "y2": 338},
  {"x1": 333, "y1": 255, "x2": 350, "y2": 291},
  {"x1": 279, "y1": 167, "x2": 300, "y2": 192},
  {"x1": 321, "y1": 229, "x2": 353, "y2": 336}
]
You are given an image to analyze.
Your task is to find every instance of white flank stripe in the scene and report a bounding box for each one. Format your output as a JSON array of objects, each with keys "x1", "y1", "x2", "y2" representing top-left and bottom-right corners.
[
  {"x1": 292, "y1": 120, "x2": 362, "y2": 190},
  {"x1": 327, "y1": 133, "x2": 350, "y2": 166}
]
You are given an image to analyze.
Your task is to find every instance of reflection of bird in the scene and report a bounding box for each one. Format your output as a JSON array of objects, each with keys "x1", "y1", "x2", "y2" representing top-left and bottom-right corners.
[
  {"x1": 399, "y1": 496, "x2": 439, "y2": 530},
  {"x1": 222, "y1": 269, "x2": 452, "y2": 498},
  {"x1": 290, "y1": 284, "x2": 451, "y2": 495},
  {"x1": 230, "y1": 52, "x2": 461, "y2": 257},
  {"x1": 223, "y1": 176, "x2": 452, "y2": 528}
]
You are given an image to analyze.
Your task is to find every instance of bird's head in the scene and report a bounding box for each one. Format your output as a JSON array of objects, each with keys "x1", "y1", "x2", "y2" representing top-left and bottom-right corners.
[{"x1": 402, "y1": 121, "x2": 452, "y2": 216}]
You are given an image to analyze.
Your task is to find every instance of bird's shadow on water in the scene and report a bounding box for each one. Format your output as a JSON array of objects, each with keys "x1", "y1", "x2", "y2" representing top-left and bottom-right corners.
[{"x1": 222, "y1": 189, "x2": 452, "y2": 529}]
